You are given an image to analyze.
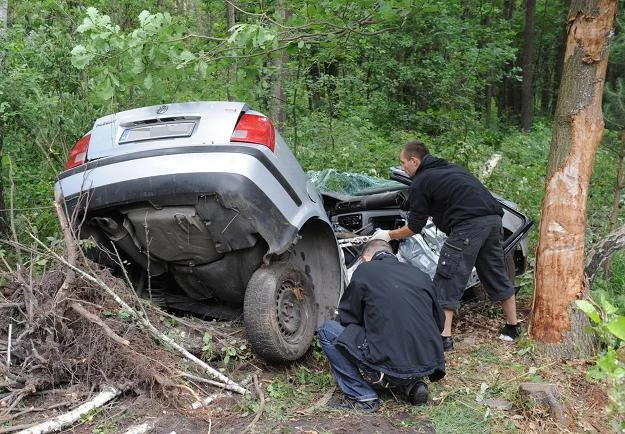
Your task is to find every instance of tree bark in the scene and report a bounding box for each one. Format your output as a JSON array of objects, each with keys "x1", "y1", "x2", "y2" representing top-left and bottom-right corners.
[
  {"x1": 520, "y1": 0, "x2": 536, "y2": 131},
  {"x1": 529, "y1": 0, "x2": 617, "y2": 358},
  {"x1": 0, "y1": 0, "x2": 6, "y2": 33},
  {"x1": 586, "y1": 223, "x2": 625, "y2": 284},
  {"x1": 270, "y1": 0, "x2": 289, "y2": 126},
  {"x1": 497, "y1": 0, "x2": 517, "y2": 123}
]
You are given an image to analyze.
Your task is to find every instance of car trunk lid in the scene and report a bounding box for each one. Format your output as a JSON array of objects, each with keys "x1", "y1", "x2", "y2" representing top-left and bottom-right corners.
[{"x1": 87, "y1": 101, "x2": 248, "y2": 161}]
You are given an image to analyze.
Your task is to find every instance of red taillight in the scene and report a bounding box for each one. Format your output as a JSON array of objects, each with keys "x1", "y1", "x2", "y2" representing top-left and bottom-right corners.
[
  {"x1": 64, "y1": 134, "x2": 91, "y2": 170},
  {"x1": 230, "y1": 113, "x2": 276, "y2": 152}
]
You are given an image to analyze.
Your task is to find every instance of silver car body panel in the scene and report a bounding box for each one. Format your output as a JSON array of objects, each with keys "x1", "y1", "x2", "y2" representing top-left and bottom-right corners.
[
  {"x1": 54, "y1": 101, "x2": 343, "y2": 329},
  {"x1": 55, "y1": 102, "x2": 327, "y2": 231}
]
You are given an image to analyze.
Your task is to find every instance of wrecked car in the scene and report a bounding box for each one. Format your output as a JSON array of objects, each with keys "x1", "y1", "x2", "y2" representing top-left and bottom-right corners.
[
  {"x1": 54, "y1": 101, "x2": 343, "y2": 363},
  {"x1": 311, "y1": 169, "x2": 533, "y2": 291}
]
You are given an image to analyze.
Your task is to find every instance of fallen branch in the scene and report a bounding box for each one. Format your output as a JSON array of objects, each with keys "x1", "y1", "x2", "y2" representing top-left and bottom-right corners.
[
  {"x1": 296, "y1": 386, "x2": 336, "y2": 415},
  {"x1": 70, "y1": 302, "x2": 130, "y2": 346},
  {"x1": 53, "y1": 201, "x2": 76, "y2": 302},
  {"x1": 179, "y1": 372, "x2": 233, "y2": 390},
  {"x1": 191, "y1": 392, "x2": 228, "y2": 410},
  {"x1": 30, "y1": 234, "x2": 248, "y2": 396},
  {"x1": 15, "y1": 386, "x2": 122, "y2": 434}
]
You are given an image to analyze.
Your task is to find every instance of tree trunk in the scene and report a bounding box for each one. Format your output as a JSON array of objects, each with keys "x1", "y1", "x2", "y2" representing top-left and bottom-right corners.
[
  {"x1": 226, "y1": 0, "x2": 237, "y2": 101},
  {"x1": 529, "y1": 0, "x2": 617, "y2": 359},
  {"x1": 497, "y1": 0, "x2": 517, "y2": 123},
  {"x1": 586, "y1": 223, "x2": 625, "y2": 284},
  {"x1": 0, "y1": 0, "x2": 6, "y2": 32},
  {"x1": 520, "y1": 0, "x2": 536, "y2": 131},
  {"x1": 551, "y1": 2, "x2": 570, "y2": 114},
  {"x1": 602, "y1": 146, "x2": 625, "y2": 279},
  {"x1": 270, "y1": 0, "x2": 289, "y2": 126}
]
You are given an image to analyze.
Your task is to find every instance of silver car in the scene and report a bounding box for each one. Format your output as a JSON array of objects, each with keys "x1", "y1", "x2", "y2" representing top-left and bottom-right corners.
[
  {"x1": 54, "y1": 101, "x2": 343, "y2": 363},
  {"x1": 313, "y1": 169, "x2": 533, "y2": 292}
]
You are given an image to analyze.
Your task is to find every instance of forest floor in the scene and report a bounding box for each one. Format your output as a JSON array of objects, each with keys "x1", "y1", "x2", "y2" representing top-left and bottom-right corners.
[{"x1": 0, "y1": 266, "x2": 614, "y2": 434}]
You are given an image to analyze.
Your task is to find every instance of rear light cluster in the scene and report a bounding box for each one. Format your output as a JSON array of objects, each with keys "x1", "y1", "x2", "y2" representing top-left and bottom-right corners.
[
  {"x1": 64, "y1": 134, "x2": 91, "y2": 170},
  {"x1": 63, "y1": 111, "x2": 276, "y2": 171},
  {"x1": 231, "y1": 113, "x2": 276, "y2": 152}
]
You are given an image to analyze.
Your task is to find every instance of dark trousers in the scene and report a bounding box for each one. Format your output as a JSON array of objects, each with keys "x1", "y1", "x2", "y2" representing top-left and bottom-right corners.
[{"x1": 433, "y1": 215, "x2": 515, "y2": 310}]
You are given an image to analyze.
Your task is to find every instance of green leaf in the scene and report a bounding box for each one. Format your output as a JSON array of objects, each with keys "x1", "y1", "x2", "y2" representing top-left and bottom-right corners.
[
  {"x1": 606, "y1": 316, "x2": 625, "y2": 341},
  {"x1": 196, "y1": 61, "x2": 208, "y2": 78},
  {"x1": 95, "y1": 76, "x2": 114, "y2": 101},
  {"x1": 138, "y1": 10, "x2": 152, "y2": 25},
  {"x1": 70, "y1": 45, "x2": 94, "y2": 69},
  {"x1": 575, "y1": 300, "x2": 601, "y2": 324},
  {"x1": 178, "y1": 50, "x2": 196, "y2": 63},
  {"x1": 143, "y1": 73, "x2": 153, "y2": 90},
  {"x1": 131, "y1": 58, "x2": 145, "y2": 74}
]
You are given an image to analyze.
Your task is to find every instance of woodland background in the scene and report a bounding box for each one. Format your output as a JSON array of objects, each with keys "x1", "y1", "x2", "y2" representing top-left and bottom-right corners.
[{"x1": 0, "y1": 0, "x2": 624, "y2": 431}]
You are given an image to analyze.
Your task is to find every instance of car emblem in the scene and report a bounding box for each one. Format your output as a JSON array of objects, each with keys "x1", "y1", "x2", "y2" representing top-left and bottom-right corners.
[{"x1": 156, "y1": 105, "x2": 168, "y2": 115}]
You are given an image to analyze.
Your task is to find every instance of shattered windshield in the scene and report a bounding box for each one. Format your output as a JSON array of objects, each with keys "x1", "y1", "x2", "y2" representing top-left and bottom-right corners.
[{"x1": 307, "y1": 169, "x2": 404, "y2": 195}]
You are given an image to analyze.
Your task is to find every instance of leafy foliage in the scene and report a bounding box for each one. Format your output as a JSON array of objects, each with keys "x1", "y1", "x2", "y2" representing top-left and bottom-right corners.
[{"x1": 576, "y1": 295, "x2": 625, "y2": 430}]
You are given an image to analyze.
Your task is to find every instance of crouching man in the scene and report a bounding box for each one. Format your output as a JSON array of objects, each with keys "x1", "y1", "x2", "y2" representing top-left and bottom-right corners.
[{"x1": 319, "y1": 240, "x2": 445, "y2": 413}]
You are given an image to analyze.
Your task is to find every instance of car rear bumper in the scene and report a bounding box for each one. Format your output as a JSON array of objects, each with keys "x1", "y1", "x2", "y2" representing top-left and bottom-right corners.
[
  {"x1": 55, "y1": 145, "x2": 307, "y2": 255},
  {"x1": 56, "y1": 145, "x2": 303, "y2": 207}
]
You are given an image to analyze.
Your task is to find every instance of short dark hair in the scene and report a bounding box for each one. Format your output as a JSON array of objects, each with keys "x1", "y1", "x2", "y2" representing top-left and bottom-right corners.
[
  {"x1": 402, "y1": 141, "x2": 430, "y2": 160},
  {"x1": 362, "y1": 239, "x2": 393, "y2": 258}
]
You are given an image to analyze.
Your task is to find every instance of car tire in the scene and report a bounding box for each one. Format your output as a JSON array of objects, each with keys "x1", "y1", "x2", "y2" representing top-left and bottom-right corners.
[{"x1": 243, "y1": 262, "x2": 317, "y2": 363}]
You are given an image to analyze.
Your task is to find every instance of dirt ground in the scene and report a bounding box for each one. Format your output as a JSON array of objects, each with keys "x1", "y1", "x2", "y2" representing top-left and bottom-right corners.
[
  {"x1": 6, "y1": 288, "x2": 613, "y2": 434},
  {"x1": 0, "y1": 262, "x2": 614, "y2": 434}
]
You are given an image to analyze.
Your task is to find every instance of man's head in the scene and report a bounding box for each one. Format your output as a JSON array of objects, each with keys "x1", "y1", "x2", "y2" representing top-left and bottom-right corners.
[
  {"x1": 400, "y1": 141, "x2": 430, "y2": 178},
  {"x1": 361, "y1": 239, "x2": 393, "y2": 262}
]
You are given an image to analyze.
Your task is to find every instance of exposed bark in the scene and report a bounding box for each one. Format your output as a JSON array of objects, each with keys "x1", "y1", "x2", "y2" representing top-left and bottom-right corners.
[
  {"x1": 53, "y1": 201, "x2": 76, "y2": 301},
  {"x1": 520, "y1": 0, "x2": 536, "y2": 131},
  {"x1": 16, "y1": 386, "x2": 122, "y2": 434},
  {"x1": 529, "y1": 0, "x2": 617, "y2": 358},
  {"x1": 71, "y1": 302, "x2": 130, "y2": 347}
]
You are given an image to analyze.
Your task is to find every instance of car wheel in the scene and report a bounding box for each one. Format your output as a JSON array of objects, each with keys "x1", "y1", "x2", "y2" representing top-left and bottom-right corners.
[{"x1": 243, "y1": 262, "x2": 317, "y2": 363}]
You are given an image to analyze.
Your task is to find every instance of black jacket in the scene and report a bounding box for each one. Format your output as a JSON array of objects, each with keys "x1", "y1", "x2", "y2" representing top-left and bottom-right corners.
[
  {"x1": 407, "y1": 155, "x2": 503, "y2": 235},
  {"x1": 336, "y1": 253, "x2": 446, "y2": 381}
]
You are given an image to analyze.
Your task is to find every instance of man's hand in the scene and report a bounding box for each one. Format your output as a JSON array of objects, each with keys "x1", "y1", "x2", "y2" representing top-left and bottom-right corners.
[{"x1": 370, "y1": 230, "x2": 391, "y2": 242}]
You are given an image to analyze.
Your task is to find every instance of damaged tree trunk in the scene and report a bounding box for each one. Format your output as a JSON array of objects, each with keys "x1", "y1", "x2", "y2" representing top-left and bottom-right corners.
[
  {"x1": 585, "y1": 224, "x2": 625, "y2": 284},
  {"x1": 529, "y1": 0, "x2": 617, "y2": 358}
]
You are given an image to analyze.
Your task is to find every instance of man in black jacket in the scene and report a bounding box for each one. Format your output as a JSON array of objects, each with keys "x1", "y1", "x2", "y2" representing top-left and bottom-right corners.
[
  {"x1": 318, "y1": 239, "x2": 445, "y2": 413},
  {"x1": 371, "y1": 141, "x2": 521, "y2": 351}
]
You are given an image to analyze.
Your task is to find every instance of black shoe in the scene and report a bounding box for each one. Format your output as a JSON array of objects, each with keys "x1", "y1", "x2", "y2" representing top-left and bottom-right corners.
[
  {"x1": 442, "y1": 336, "x2": 454, "y2": 352},
  {"x1": 327, "y1": 395, "x2": 380, "y2": 413},
  {"x1": 499, "y1": 323, "x2": 522, "y2": 341},
  {"x1": 405, "y1": 380, "x2": 429, "y2": 405}
]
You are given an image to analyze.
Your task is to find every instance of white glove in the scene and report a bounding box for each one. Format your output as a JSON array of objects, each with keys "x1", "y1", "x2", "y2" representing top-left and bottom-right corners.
[{"x1": 370, "y1": 230, "x2": 391, "y2": 242}]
